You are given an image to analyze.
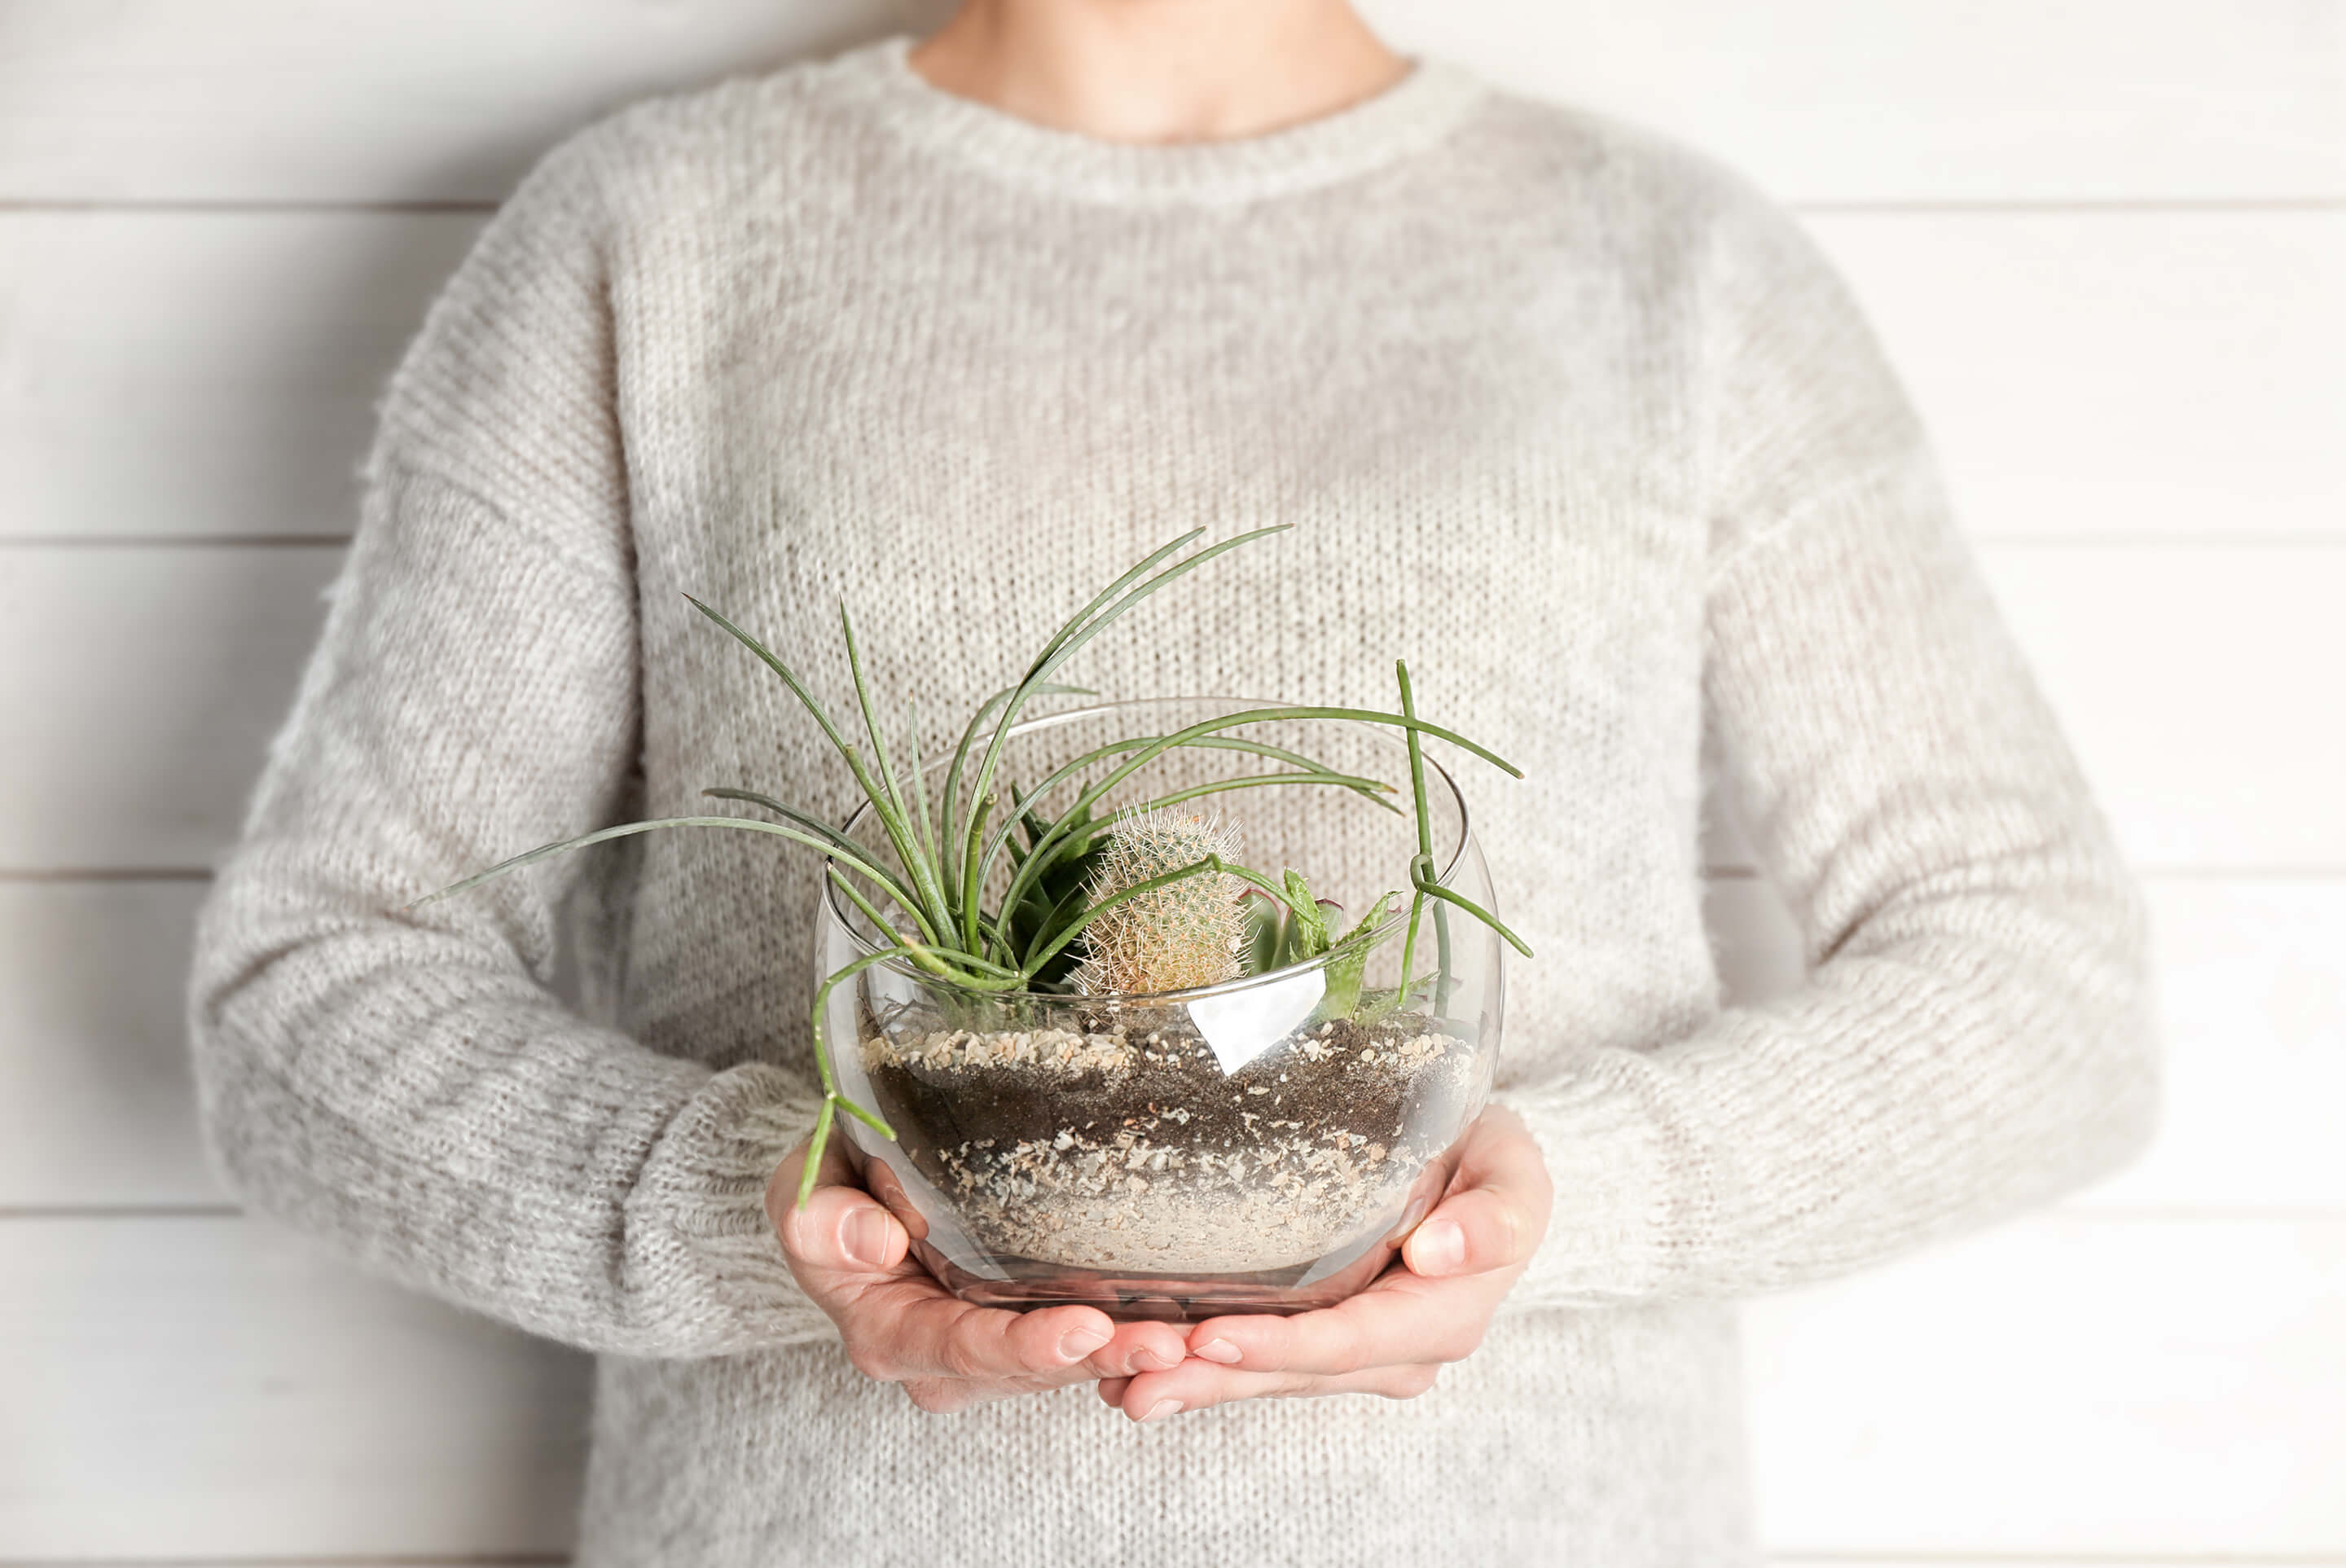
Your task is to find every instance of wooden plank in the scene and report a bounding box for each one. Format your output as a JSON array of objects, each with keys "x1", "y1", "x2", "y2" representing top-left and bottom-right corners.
[
  {"x1": 1705, "y1": 876, "x2": 2346, "y2": 1212},
  {"x1": 1747, "y1": 1214, "x2": 2346, "y2": 1556},
  {"x1": 1975, "y1": 545, "x2": 2346, "y2": 869},
  {"x1": 0, "y1": 1216, "x2": 589, "y2": 1557},
  {"x1": 0, "y1": 881, "x2": 221, "y2": 1207},
  {"x1": 0, "y1": 211, "x2": 481, "y2": 541},
  {"x1": 0, "y1": 0, "x2": 873, "y2": 205},
  {"x1": 0, "y1": 1, "x2": 2337, "y2": 203},
  {"x1": 5, "y1": 209, "x2": 2337, "y2": 543},
  {"x1": 0, "y1": 544, "x2": 340, "y2": 871},
  {"x1": 1385, "y1": 0, "x2": 2346, "y2": 204},
  {"x1": 1809, "y1": 212, "x2": 2346, "y2": 543},
  {"x1": 6, "y1": 542, "x2": 2338, "y2": 872},
  {"x1": 5, "y1": 874, "x2": 2335, "y2": 1213}
]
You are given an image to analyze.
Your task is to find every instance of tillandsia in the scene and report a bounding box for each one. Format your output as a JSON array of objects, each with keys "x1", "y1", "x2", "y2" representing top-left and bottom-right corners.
[{"x1": 406, "y1": 527, "x2": 1533, "y2": 1206}]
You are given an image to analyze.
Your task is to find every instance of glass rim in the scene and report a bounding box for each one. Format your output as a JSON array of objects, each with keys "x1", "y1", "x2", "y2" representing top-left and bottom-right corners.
[{"x1": 821, "y1": 694, "x2": 1477, "y2": 1004}]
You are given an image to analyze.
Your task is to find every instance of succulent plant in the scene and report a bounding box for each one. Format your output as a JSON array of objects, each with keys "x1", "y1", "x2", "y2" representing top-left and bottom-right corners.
[{"x1": 1070, "y1": 808, "x2": 1248, "y2": 997}]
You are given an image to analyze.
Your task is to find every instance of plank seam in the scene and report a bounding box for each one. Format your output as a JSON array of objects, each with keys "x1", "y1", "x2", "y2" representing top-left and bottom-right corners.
[
  {"x1": 9, "y1": 533, "x2": 2346, "y2": 551},
  {"x1": 1793, "y1": 198, "x2": 2346, "y2": 215},
  {"x1": 0, "y1": 1206, "x2": 242, "y2": 1219},
  {"x1": 0, "y1": 536, "x2": 360, "y2": 550},
  {"x1": 0, "y1": 198, "x2": 499, "y2": 215},
  {"x1": 0, "y1": 1558, "x2": 566, "y2": 1567},
  {"x1": 1772, "y1": 1554, "x2": 2346, "y2": 1565},
  {"x1": 2, "y1": 197, "x2": 2339, "y2": 216},
  {"x1": 0, "y1": 869, "x2": 213, "y2": 883}
]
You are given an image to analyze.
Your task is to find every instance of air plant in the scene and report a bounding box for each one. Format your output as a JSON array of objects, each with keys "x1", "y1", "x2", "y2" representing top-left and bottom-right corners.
[{"x1": 409, "y1": 528, "x2": 1531, "y2": 1205}]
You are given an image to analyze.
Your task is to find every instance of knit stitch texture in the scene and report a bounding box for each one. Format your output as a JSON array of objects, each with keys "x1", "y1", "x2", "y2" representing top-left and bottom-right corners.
[{"x1": 187, "y1": 31, "x2": 2159, "y2": 1566}]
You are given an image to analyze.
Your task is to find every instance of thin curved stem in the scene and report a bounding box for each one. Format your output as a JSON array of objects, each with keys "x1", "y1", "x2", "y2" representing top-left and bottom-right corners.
[
  {"x1": 840, "y1": 604, "x2": 955, "y2": 939},
  {"x1": 938, "y1": 683, "x2": 1094, "y2": 906},
  {"x1": 1408, "y1": 855, "x2": 1534, "y2": 958},
  {"x1": 404, "y1": 815, "x2": 911, "y2": 917},
  {"x1": 684, "y1": 594, "x2": 951, "y2": 938},
  {"x1": 702, "y1": 787, "x2": 934, "y2": 942},
  {"x1": 823, "y1": 867, "x2": 1024, "y2": 984},
  {"x1": 1395, "y1": 661, "x2": 1448, "y2": 1008}
]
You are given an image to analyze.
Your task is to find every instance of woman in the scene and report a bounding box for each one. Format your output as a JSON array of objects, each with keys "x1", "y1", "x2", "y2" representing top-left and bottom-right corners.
[{"x1": 188, "y1": 0, "x2": 2159, "y2": 1561}]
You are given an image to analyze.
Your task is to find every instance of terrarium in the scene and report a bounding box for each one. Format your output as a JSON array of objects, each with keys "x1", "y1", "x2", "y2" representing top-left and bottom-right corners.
[
  {"x1": 820, "y1": 700, "x2": 1507, "y2": 1319},
  {"x1": 413, "y1": 527, "x2": 1529, "y2": 1321}
]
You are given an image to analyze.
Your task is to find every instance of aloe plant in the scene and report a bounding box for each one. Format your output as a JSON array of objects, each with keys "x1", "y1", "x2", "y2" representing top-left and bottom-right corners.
[{"x1": 409, "y1": 529, "x2": 1531, "y2": 1205}]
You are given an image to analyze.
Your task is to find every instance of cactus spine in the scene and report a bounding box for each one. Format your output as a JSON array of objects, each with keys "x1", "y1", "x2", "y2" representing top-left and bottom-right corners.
[{"x1": 1071, "y1": 807, "x2": 1247, "y2": 997}]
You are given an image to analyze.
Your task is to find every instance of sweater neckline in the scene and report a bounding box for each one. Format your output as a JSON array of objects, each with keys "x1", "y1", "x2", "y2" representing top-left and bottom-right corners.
[{"x1": 816, "y1": 32, "x2": 1488, "y2": 207}]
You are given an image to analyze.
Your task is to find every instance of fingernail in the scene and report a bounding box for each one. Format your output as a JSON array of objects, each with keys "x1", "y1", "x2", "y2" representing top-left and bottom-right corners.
[
  {"x1": 1193, "y1": 1338, "x2": 1242, "y2": 1364},
  {"x1": 1139, "y1": 1399, "x2": 1183, "y2": 1424},
  {"x1": 1412, "y1": 1217, "x2": 1465, "y2": 1275},
  {"x1": 1132, "y1": 1345, "x2": 1179, "y2": 1372},
  {"x1": 1058, "y1": 1325, "x2": 1111, "y2": 1361},
  {"x1": 841, "y1": 1208, "x2": 893, "y2": 1267}
]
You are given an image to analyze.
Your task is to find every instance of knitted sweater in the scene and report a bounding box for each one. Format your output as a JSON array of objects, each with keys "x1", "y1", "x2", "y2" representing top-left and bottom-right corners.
[{"x1": 187, "y1": 32, "x2": 2159, "y2": 1566}]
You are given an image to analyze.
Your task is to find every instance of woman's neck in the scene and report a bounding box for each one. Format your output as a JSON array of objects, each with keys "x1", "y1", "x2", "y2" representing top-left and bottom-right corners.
[{"x1": 906, "y1": 0, "x2": 1407, "y2": 144}]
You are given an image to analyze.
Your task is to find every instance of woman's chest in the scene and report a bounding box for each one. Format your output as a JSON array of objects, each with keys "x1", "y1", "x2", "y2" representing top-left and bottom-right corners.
[{"x1": 614, "y1": 193, "x2": 1711, "y2": 815}]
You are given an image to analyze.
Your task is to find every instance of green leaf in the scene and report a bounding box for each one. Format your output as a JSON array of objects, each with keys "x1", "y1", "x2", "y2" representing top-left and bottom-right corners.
[
  {"x1": 986, "y1": 704, "x2": 1518, "y2": 933},
  {"x1": 1313, "y1": 891, "x2": 1398, "y2": 1021},
  {"x1": 957, "y1": 527, "x2": 1291, "y2": 947},
  {"x1": 406, "y1": 815, "x2": 913, "y2": 926},
  {"x1": 1242, "y1": 894, "x2": 1283, "y2": 975}
]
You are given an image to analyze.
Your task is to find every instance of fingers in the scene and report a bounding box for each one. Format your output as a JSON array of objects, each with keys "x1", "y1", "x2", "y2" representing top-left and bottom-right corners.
[
  {"x1": 1169, "y1": 1108, "x2": 1553, "y2": 1381},
  {"x1": 1403, "y1": 1105, "x2": 1552, "y2": 1280},
  {"x1": 1106, "y1": 1359, "x2": 1443, "y2": 1421},
  {"x1": 854, "y1": 1301, "x2": 1184, "y2": 1410},
  {"x1": 831, "y1": 1274, "x2": 1191, "y2": 1394},
  {"x1": 1401, "y1": 1191, "x2": 1514, "y2": 1279},
  {"x1": 767, "y1": 1135, "x2": 1184, "y2": 1400},
  {"x1": 767, "y1": 1134, "x2": 1289, "y2": 1409},
  {"x1": 1087, "y1": 1327, "x2": 1190, "y2": 1381},
  {"x1": 770, "y1": 1135, "x2": 912, "y2": 1278},
  {"x1": 1183, "y1": 1267, "x2": 1505, "y2": 1377}
]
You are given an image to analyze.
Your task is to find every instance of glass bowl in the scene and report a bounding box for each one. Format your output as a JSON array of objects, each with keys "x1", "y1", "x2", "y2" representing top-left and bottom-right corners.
[{"x1": 819, "y1": 697, "x2": 1506, "y2": 1321}]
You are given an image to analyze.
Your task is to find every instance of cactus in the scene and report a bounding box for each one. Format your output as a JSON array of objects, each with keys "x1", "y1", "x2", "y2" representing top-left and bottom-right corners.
[{"x1": 1071, "y1": 807, "x2": 1248, "y2": 996}]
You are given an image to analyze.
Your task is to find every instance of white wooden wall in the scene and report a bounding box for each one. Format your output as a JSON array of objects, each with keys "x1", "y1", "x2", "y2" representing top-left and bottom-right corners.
[{"x1": 3, "y1": 1, "x2": 2340, "y2": 1559}]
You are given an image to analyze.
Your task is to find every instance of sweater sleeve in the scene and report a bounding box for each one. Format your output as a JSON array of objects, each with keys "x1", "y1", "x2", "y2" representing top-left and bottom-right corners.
[
  {"x1": 1488, "y1": 170, "x2": 2161, "y2": 1310},
  {"x1": 187, "y1": 121, "x2": 833, "y2": 1357}
]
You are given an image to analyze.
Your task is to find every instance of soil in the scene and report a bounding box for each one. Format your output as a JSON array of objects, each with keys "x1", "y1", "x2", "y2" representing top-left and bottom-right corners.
[{"x1": 859, "y1": 1008, "x2": 1484, "y2": 1276}]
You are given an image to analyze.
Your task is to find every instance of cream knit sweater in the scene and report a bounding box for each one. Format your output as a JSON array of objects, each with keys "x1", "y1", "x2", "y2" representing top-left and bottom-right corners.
[{"x1": 188, "y1": 32, "x2": 2159, "y2": 1566}]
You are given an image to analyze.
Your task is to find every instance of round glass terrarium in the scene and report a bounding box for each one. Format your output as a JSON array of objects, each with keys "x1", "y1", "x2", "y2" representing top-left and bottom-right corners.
[{"x1": 819, "y1": 697, "x2": 1507, "y2": 1322}]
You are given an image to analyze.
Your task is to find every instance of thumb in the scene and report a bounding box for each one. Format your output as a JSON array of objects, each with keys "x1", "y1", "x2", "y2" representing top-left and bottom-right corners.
[
  {"x1": 768, "y1": 1132, "x2": 911, "y2": 1275},
  {"x1": 1401, "y1": 1105, "x2": 1551, "y2": 1280}
]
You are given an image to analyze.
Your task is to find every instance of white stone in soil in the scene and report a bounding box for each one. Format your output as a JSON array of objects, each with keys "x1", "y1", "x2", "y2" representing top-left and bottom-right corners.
[{"x1": 1186, "y1": 965, "x2": 1325, "y2": 1074}]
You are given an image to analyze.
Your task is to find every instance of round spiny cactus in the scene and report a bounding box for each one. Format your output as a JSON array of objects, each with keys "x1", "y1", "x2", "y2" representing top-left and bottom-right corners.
[{"x1": 1071, "y1": 806, "x2": 1248, "y2": 997}]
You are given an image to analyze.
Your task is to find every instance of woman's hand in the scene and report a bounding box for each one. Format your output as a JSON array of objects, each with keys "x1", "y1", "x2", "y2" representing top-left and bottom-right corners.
[
  {"x1": 1094, "y1": 1105, "x2": 1553, "y2": 1422},
  {"x1": 771, "y1": 1133, "x2": 1192, "y2": 1412}
]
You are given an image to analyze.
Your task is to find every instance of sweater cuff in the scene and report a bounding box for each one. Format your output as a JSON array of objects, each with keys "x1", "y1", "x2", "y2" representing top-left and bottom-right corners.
[
  {"x1": 1489, "y1": 1052, "x2": 1684, "y2": 1308},
  {"x1": 633, "y1": 1063, "x2": 836, "y2": 1351}
]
